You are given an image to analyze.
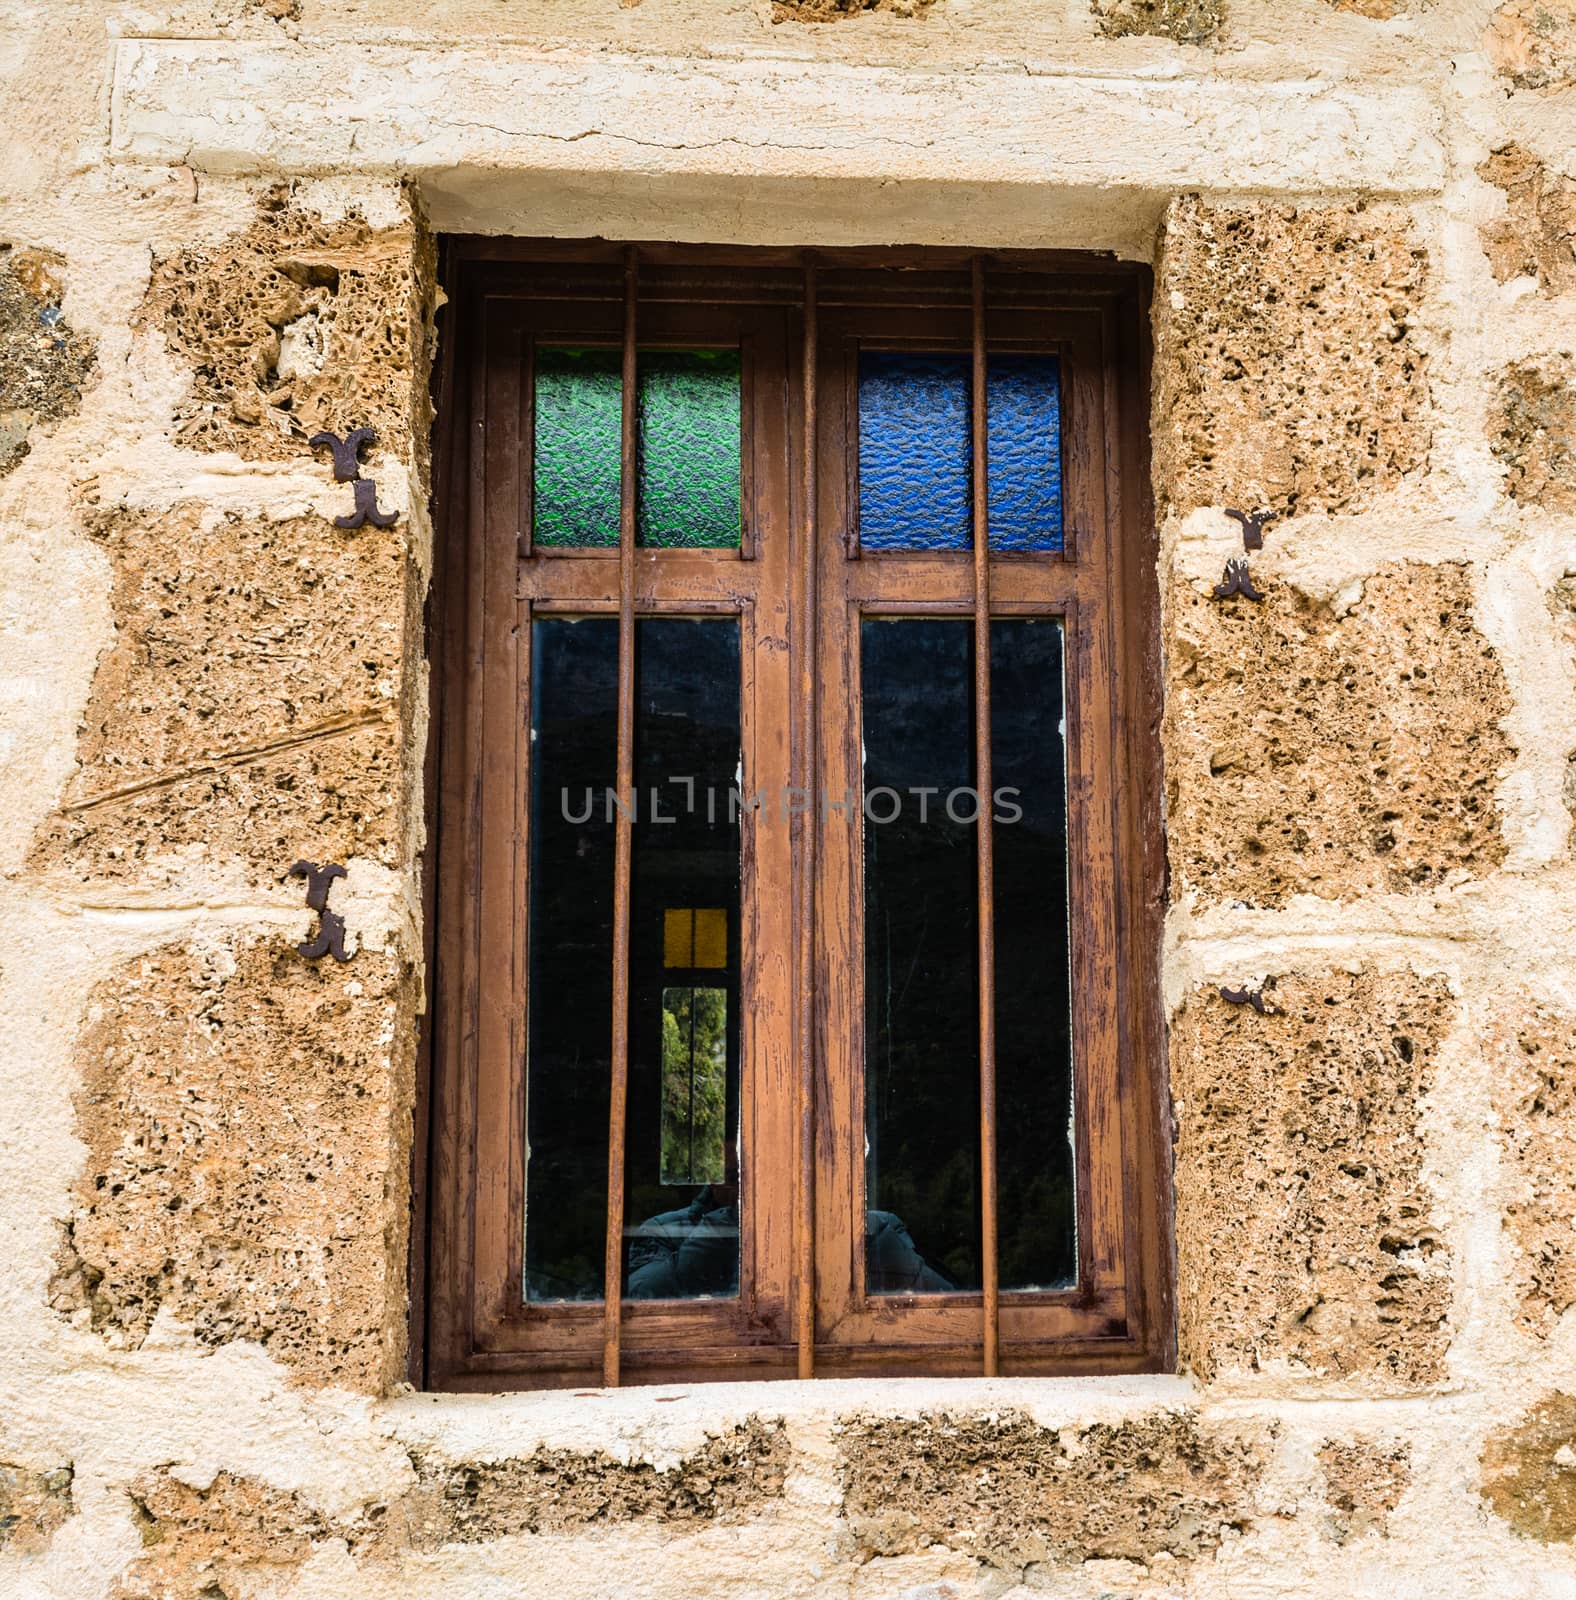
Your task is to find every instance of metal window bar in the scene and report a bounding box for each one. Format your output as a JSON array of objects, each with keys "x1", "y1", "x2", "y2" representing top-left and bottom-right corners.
[
  {"x1": 795, "y1": 263, "x2": 819, "y2": 1379},
  {"x1": 603, "y1": 245, "x2": 639, "y2": 1387},
  {"x1": 971, "y1": 258, "x2": 1001, "y2": 1377}
]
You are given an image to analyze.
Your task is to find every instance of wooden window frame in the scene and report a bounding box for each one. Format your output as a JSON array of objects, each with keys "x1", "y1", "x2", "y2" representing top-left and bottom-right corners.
[{"x1": 416, "y1": 241, "x2": 1171, "y2": 1391}]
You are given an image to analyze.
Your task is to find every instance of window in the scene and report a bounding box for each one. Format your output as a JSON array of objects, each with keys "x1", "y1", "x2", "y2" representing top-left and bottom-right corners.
[{"x1": 420, "y1": 245, "x2": 1169, "y2": 1389}]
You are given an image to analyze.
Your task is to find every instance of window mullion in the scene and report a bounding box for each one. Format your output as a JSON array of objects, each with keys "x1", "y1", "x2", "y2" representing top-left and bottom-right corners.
[
  {"x1": 971, "y1": 257, "x2": 1001, "y2": 1378},
  {"x1": 603, "y1": 246, "x2": 639, "y2": 1387}
]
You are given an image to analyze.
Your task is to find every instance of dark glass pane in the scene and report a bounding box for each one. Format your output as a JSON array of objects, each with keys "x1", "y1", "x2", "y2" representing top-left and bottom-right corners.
[
  {"x1": 856, "y1": 351, "x2": 1063, "y2": 553},
  {"x1": 623, "y1": 619, "x2": 742, "y2": 1300},
  {"x1": 991, "y1": 619, "x2": 1075, "y2": 1290},
  {"x1": 638, "y1": 351, "x2": 742, "y2": 549},
  {"x1": 526, "y1": 617, "x2": 618, "y2": 1300},
  {"x1": 533, "y1": 348, "x2": 621, "y2": 549},
  {"x1": 861, "y1": 618, "x2": 980, "y2": 1291},
  {"x1": 860, "y1": 617, "x2": 1076, "y2": 1297},
  {"x1": 858, "y1": 354, "x2": 971, "y2": 552}
]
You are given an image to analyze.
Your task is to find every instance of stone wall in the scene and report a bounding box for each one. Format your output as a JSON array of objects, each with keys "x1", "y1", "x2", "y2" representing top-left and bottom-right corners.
[{"x1": 2, "y1": 2, "x2": 1575, "y2": 1599}]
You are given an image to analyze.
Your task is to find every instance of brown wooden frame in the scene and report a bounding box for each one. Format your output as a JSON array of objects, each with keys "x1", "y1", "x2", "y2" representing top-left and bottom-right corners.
[{"x1": 420, "y1": 242, "x2": 1170, "y2": 1391}]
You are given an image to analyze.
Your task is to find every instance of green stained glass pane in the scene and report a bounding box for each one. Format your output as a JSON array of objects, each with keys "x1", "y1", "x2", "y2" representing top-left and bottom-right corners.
[
  {"x1": 638, "y1": 351, "x2": 741, "y2": 549},
  {"x1": 533, "y1": 347, "x2": 621, "y2": 548}
]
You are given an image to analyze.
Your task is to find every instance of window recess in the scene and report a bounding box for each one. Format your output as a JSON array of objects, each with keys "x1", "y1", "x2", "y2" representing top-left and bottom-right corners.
[{"x1": 421, "y1": 244, "x2": 1170, "y2": 1390}]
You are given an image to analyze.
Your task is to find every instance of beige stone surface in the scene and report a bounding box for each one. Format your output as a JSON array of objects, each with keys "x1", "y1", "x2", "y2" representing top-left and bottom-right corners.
[
  {"x1": 1165, "y1": 563, "x2": 1513, "y2": 908},
  {"x1": 1480, "y1": 1392, "x2": 1576, "y2": 1542},
  {"x1": 0, "y1": 2, "x2": 1575, "y2": 1599},
  {"x1": 837, "y1": 1408, "x2": 1266, "y2": 1570},
  {"x1": 1317, "y1": 1438, "x2": 1411, "y2": 1543},
  {"x1": 50, "y1": 932, "x2": 418, "y2": 1392},
  {"x1": 1487, "y1": 997, "x2": 1576, "y2": 1339},
  {"x1": 29, "y1": 505, "x2": 416, "y2": 890},
  {"x1": 1479, "y1": 144, "x2": 1576, "y2": 296},
  {"x1": 1492, "y1": 354, "x2": 1576, "y2": 512},
  {"x1": 1171, "y1": 970, "x2": 1455, "y2": 1387},
  {"x1": 1154, "y1": 198, "x2": 1430, "y2": 522}
]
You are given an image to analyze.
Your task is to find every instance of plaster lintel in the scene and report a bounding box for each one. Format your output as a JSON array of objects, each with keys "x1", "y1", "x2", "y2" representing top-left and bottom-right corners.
[{"x1": 109, "y1": 40, "x2": 1445, "y2": 251}]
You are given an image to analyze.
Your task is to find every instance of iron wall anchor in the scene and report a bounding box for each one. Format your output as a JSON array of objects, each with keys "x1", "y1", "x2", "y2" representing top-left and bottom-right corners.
[
  {"x1": 310, "y1": 427, "x2": 375, "y2": 482},
  {"x1": 1213, "y1": 559, "x2": 1265, "y2": 602},
  {"x1": 1220, "y1": 984, "x2": 1275, "y2": 1015},
  {"x1": 311, "y1": 426, "x2": 398, "y2": 530},
  {"x1": 1225, "y1": 508, "x2": 1273, "y2": 551},
  {"x1": 289, "y1": 859, "x2": 351, "y2": 963},
  {"x1": 335, "y1": 478, "x2": 399, "y2": 529}
]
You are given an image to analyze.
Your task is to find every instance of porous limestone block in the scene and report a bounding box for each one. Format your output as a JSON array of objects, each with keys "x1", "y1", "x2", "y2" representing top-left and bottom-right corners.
[
  {"x1": 1486, "y1": 1, "x2": 1576, "y2": 92},
  {"x1": 1480, "y1": 1392, "x2": 1576, "y2": 1542},
  {"x1": 836, "y1": 1409, "x2": 1267, "y2": 1572},
  {"x1": 1165, "y1": 563, "x2": 1513, "y2": 908},
  {"x1": 30, "y1": 506, "x2": 417, "y2": 891},
  {"x1": 0, "y1": 242, "x2": 95, "y2": 475},
  {"x1": 1486, "y1": 996, "x2": 1576, "y2": 1339},
  {"x1": 141, "y1": 186, "x2": 430, "y2": 465},
  {"x1": 52, "y1": 933, "x2": 418, "y2": 1393},
  {"x1": 1154, "y1": 198, "x2": 1429, "y2": 521},
  {"x1": 1171, "y1": 969, "x2": 1455, "y2": 1387},
  {"x1": 0, "y1": 1464, "x2": 75, "y2": 1557},
  {"x1": 1316, "y1": 1438, "x2": 1411, "y2": 1543},
  {"x1": 1492, "y1": 355, "x2": 1576, "y2": 513},
  {"x1": 1479, "y1": 145, "x2": 1576, "y2": 296},
  {"x1": 1090, "y1": 0, "x2": 1223, "y2": 44}
]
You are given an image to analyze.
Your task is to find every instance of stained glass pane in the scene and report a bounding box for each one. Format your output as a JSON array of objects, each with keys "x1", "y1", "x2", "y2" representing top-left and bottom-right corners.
[
  {"x1": 532, "y1": 347, "x2": 742, "y2": 550},
  {"x1": 638, "y1": 351, "x2": 742, "y2": 549},
  {"x1": 988, "y1": 357, "x2": 1063, "y2": 554},
  {"x1": 857, "y1": 351, "x2": 1063, "y2": 553},
  {"x1": 533, "y1": 348, "x2": 621, "y2": 549},
  {"x1": 858, "y1": 354, "x2": 971, "y2": 552}
]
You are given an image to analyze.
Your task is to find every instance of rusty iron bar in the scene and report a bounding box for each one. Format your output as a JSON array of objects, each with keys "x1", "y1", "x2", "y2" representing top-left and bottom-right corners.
[
  {"x1": 603, "y1": 245, "x2": 639, "y2": 1388},
  {"x1": 971, "y1": 257, "x2": 1001, "y2": 1378},
  {"x1": 795, "y1": 262, "x2": 819, "y2": 1379}
]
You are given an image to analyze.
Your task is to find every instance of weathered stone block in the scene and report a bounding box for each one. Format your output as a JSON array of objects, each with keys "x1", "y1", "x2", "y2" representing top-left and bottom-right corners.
[
  {"x1": 1492, "y1": 355, "x2": 1576, "y2": 512},
  {"x1": 1317, "y1": 1438, "x2": 1410, "y2": 1542},
  {"x1": 52, "y1": 933, "x2": 417, "y2": 1392},
  {"x1": 0, "y1": 1463, "x2": 74, "y2": 1556},
  {"x1": 1486, "y1": 998, "x2": 1576, "y2": 1339},
  {"x1": 1166, "y1": 563, "x2": 1513, "y2": 908},
  {"x1": 358, "y1": 1422, "x2": 790, "y2": 1552},
  {"x1": 1479, "y1": 145, "x2": 1576, "y2": 295},
  {"x1": 1171, "y1": 969, "x2": 1455, "y2": 1386},
  {"x1": 1091, "y1": 0, "x2": 1223, "y2": 43},
  {"x1": 1155, "y1": 199, "x2": 1429, "y2": 520},
  {"x1": 0, "y1": 243, "x2": 95, "y2": 475},
  {"x1": 1486, "y1": 1, "x2": 1576, "y2": 92},
  {"x1": 115, "y1": 1470, "x2": 326, "y2": 1600},
  {"x1": 837, "y1": 1409, "x2": 1266, "y2": 1571},
  {"x1": 30, "y1": 507, "x2": 416, "y2": 888},
  {"x1": 1481, "y1": 1392, "x2": 1576, "y2": 1542},
  {"x1": 141, "y1": 187, "x2": 429, "y2": 464}
]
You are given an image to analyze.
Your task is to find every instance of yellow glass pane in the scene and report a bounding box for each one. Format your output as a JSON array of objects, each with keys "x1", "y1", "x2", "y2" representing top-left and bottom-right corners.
[
  {"x1": 663, "y1": 907, "x2": 694, "y2": 968},
  {"x1": 693, "y1": 908, "x2": 727, "y2": 969}
]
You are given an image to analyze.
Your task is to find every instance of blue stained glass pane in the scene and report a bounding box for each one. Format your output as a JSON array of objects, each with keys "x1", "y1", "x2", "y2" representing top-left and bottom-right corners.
[
  {"x1": 856, "y1": 351, "x2": 1063, "y2": 553},
  {"x1": 858, "y1": 353, "x2": 972, "y2": 551},
  {"x1": 988, "y1": 355, "x2": 1063, "y2": 553}
]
